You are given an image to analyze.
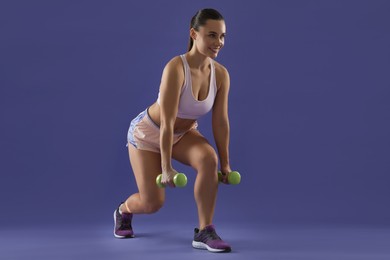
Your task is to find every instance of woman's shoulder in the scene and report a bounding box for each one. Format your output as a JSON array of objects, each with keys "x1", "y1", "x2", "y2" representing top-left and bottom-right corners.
[
  {"x1": 164, "y1": 55, "x2": 184, "y2": 70},
  {"x1": 160, "y1": 56, "x2": 185, "y2": 81},
  {"x1": 212, "y1": 59, "x2": 229, "y2": 80}
]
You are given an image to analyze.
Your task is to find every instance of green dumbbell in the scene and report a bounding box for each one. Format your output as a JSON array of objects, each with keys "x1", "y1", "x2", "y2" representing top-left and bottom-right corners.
[
  {"x1": 218, "y1": 171, "x2": 241, "y2": 185},
  {"x1": 156, "y1": 173, "x2": 188, "y2": 188}
]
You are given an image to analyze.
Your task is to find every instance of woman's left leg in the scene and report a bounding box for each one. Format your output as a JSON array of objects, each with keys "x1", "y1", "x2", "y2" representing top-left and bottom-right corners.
[
  {"x1": 172, "y1": 130, "x2": 219, "y2": 230},
  {"x1": 172, "y1": 129, "x2": 231, "y2": 252}
]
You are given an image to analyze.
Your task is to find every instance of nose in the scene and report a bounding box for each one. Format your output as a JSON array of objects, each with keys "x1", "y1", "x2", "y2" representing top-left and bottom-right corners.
[{"x1": 216, "y1": 38, "x2": 223, "y2": 48}]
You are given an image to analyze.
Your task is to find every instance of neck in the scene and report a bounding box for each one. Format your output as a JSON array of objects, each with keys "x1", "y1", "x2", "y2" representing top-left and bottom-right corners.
[{"x1": 186, "y1": 49, "x2": 210, "y2": 70}]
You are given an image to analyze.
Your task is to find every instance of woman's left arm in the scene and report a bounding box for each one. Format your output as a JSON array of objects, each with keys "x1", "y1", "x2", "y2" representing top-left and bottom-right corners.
[{"x1": 212, "y1": 65, "x2": 231, "y2": 174}]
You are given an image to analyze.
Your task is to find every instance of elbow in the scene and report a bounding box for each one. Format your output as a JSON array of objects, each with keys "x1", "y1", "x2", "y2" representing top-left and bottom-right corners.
[
  {"x1": 213, "y1": 117, "x2": 229, "y2": 128},
  {"x1": 160, "y1": 118, "x2": 175, "y2": 131}
]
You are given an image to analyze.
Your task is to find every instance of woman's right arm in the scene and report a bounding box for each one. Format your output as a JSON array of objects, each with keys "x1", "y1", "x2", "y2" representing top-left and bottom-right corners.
[{"x1": 158, "y1": 57, "x2": 184, "y2": 185}]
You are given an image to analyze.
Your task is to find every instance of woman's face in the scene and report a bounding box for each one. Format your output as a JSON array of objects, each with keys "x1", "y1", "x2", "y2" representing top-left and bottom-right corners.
[{"x1": 191, "y1": 19, "x2": 226, "y2": 58}]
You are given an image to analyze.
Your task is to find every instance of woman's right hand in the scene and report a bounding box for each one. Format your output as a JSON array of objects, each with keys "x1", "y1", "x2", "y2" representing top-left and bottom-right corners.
[{"x1": 161, "y1": 168, "x2": 178, "y2": 187}]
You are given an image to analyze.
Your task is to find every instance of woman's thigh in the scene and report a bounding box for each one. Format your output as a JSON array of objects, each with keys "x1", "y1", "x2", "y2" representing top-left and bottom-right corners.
[
  {"x1": 128, "y1": 144, "x2": 164, "y2": 203},
  {"x1": 172, "y1": 130, "x2": 218, "y2": 170}
]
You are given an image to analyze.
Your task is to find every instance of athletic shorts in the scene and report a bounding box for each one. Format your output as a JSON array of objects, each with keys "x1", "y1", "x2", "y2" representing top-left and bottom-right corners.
[{"x1": 126, "y1": 108, "x2": 198, "y2": 153}]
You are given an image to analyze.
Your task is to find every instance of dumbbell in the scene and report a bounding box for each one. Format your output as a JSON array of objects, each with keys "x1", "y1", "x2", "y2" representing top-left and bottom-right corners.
[
  {"x1": 218, "y1": 171, "x2": 241, "y2": 185},
  {"x1": 156, "y1": 173, "x2": 188, "y2": 188}
]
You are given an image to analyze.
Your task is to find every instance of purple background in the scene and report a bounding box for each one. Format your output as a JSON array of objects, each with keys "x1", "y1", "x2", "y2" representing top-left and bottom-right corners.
[{"x1": 1, "y1": 0, "x2": 390, "y2": 232}]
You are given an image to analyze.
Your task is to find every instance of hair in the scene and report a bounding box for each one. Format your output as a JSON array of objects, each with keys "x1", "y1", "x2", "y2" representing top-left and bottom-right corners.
[{"x1": 188, "y1": 8, "x2": 224, "y2": 51}]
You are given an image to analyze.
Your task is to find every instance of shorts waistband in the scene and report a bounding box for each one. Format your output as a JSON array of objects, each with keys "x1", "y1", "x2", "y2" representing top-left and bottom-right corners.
[
  {"x1": 144, "y1": 108, "x2": 160, "y2": 130},
  {"x1": 144, "y1": 107, "x2": 197, "y2": 135}
]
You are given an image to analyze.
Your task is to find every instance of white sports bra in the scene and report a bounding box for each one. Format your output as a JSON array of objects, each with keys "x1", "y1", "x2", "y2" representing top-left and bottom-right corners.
[{"x1": 157, "y1": 54, "x2": 217, "y2": 120}]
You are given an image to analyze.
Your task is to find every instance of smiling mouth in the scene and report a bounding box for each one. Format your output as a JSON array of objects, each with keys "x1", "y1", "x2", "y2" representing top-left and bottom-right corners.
[{"x1": 210, "y1": 48, "x2": 220, "y2": 53}]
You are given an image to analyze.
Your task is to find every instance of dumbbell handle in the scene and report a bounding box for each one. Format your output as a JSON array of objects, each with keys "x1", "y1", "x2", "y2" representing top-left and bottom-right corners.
[
  {"x1": 156, "y1": 173, "x2": 188, "y2": 188},
  {"x1": 218, "y1": 171, "x2": 241, "y2": 185}
]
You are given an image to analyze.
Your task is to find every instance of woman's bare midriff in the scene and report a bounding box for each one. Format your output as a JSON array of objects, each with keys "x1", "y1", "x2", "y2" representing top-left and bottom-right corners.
[{"x1": 148, "y1": 103, "x2": 196, "y2": 133}]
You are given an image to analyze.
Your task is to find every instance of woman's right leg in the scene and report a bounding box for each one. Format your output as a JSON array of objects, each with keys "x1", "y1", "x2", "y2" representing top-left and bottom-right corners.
[{"x1": 120, "y1": 144, "x2": 164, "y2": 214}]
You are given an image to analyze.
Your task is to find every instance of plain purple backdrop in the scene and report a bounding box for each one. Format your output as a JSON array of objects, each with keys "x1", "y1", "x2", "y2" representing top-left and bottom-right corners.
[{"x1": 1, "y1": 0, "x2": 389, "y2": 229}]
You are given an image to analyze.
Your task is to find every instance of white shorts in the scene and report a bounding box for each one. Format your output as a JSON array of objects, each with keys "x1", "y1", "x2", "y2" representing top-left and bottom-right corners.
[{"x1": 126, "y1": 108, "x2": 197, "y2": 153}]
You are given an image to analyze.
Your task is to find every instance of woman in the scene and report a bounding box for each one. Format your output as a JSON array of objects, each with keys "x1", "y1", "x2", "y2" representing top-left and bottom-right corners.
[{"x1": 114, "y1": 8, "x2": 233, "y2": 253}]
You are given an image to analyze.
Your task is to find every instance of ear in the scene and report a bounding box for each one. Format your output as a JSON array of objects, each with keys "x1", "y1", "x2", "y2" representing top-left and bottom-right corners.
[{"x1": 190, "y1": 28, "x2": 197, "y2": 41}]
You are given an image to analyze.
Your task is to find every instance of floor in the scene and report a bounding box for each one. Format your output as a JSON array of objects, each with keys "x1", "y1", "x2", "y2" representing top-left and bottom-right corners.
[{"x1": 1, "y1": 221, "x2": 389, "y2": 260}]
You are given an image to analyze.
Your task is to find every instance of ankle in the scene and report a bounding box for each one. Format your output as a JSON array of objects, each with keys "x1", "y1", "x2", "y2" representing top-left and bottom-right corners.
[
  {"x1": 199, "y1": 224, "x2": 213, "y2": 231},
  {"x1": 120, "y1": 202, "x2": 132, "y2": 214}
]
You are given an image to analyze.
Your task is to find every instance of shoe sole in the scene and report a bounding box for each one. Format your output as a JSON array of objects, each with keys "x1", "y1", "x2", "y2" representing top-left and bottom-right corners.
[
  {"x1": 113, "y1": 210, "x2": 135, "y2": 238},
  {"x1": 192, "y1": 241, "x2": 231, "y2": 253}
]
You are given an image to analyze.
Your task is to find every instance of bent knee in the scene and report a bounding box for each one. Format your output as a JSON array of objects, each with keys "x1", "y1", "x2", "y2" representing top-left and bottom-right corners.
[
  {"x1": 143, "y1": 199, "x2": 164, "y2": 214},
  {"x1": 193, "y1": 150, "x2": 218, "y2": 172}
]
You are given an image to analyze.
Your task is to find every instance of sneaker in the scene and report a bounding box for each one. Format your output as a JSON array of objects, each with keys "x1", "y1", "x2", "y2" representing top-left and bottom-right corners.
[
  {"x1": 192, "y1": 225, "x2": 231, "y2": 252},
  {"x1": 113, "y1": 203, "x2": 134, "y2": 238}
]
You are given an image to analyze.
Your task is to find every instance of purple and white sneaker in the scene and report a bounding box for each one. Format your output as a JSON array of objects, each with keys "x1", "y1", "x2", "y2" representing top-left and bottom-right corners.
[
  {"x1": 192, "y1": 225, "x2": 231, "y2": 252},
  {"x1": 113, "y1": 204, "x2": 134, "y2": 238}
]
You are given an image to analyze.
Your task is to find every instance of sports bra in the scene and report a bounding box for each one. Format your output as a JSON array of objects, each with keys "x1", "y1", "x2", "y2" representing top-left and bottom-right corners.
[{"x1": 157, "y1": 54, "x2": 217, "y2": 120}]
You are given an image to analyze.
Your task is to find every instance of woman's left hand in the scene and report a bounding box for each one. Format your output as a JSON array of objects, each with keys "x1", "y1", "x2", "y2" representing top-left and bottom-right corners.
[{"x1": 219, "y1": 166, "x2": 232, "y2": 184}]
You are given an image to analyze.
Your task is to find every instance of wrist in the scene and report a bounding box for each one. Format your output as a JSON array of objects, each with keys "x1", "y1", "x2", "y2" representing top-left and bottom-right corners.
[
  {"x1": 219, "y1": 157, "x2": 230, "y2": 170},
  {"x1": 161, "y1": 160, "x2": 173, "y2": 172},
  {"x1": 220, "y1": 165, "x2": 231, "y2": 174}
]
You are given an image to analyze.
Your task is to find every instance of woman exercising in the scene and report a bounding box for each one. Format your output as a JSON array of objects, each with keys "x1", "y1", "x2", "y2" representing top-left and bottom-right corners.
[{"x1": 114, "y1": 8, "x2": 233, "y2": 253}]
